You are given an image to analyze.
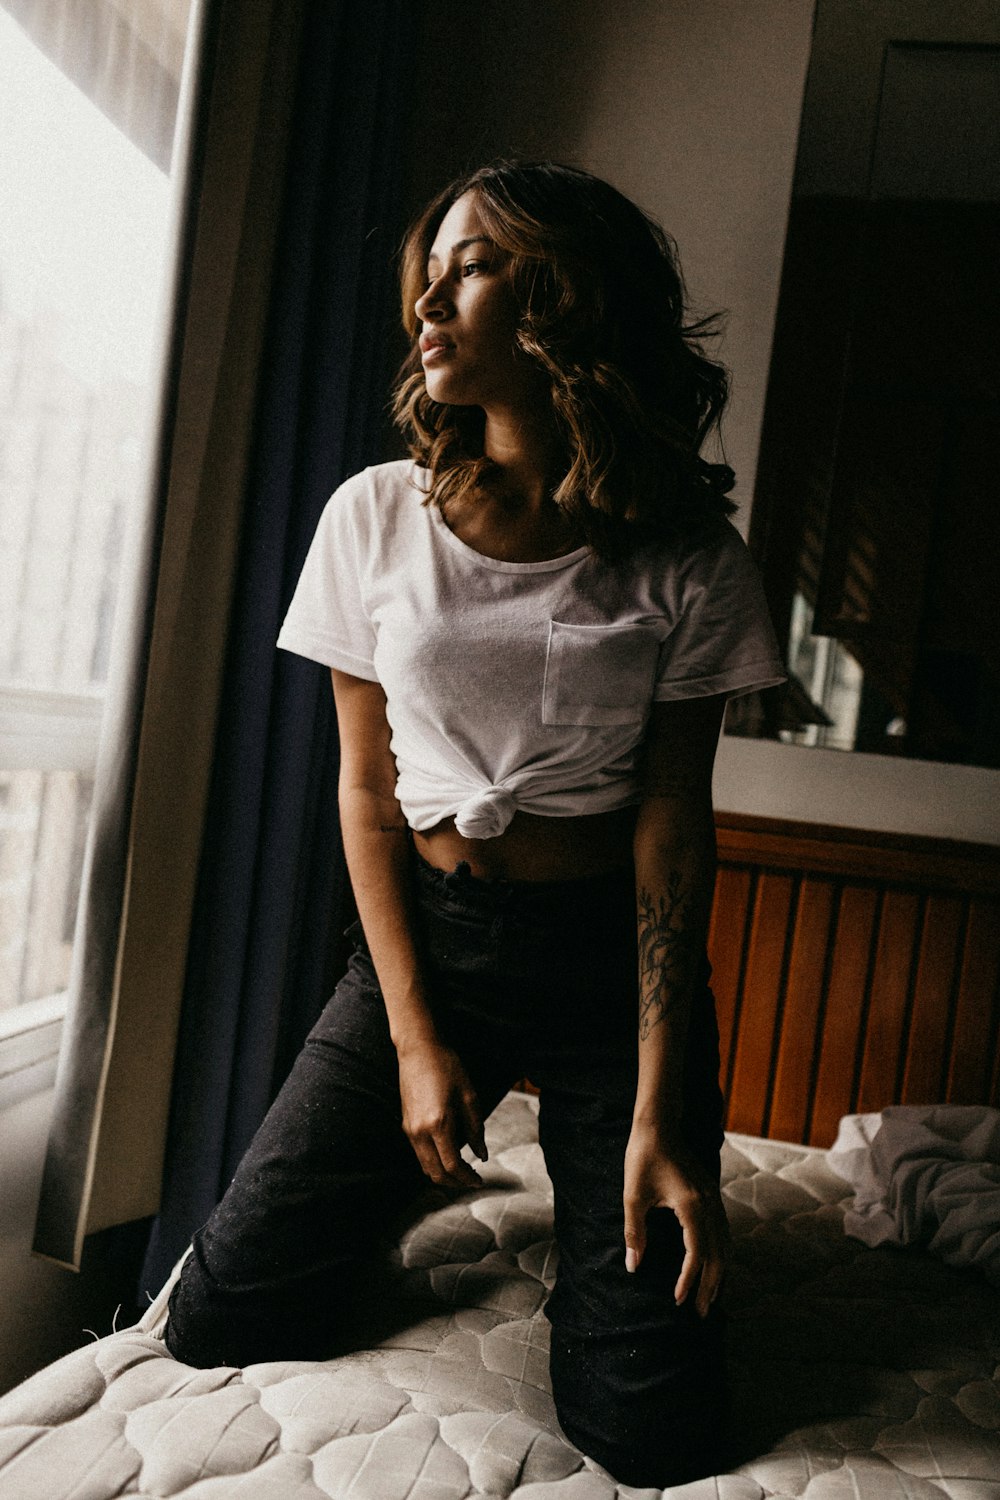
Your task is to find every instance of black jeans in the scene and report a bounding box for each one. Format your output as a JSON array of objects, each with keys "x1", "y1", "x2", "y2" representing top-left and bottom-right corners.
[{"x1": 165, "y1": 854, "x2": 728, "y2": 1487}]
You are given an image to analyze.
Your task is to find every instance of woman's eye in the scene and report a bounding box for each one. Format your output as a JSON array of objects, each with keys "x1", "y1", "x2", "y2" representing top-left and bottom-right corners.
[{"x1": 462, "y1": 260, "x2": 487, "y2": 276}]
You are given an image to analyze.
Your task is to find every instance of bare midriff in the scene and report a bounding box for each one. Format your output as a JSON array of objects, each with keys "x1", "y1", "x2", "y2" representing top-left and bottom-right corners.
[{"x1": 412, "y1": 804, "x2": 638, "y2": 883}]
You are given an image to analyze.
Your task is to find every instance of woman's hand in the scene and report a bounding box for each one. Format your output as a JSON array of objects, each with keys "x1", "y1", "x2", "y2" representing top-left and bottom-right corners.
[
  {"x1": 396, "y1": 1036, "x2": 488, "y2": 1190},
  {"x1": 623, "y1": 1119, "x2": 729, "y2": 1317}
]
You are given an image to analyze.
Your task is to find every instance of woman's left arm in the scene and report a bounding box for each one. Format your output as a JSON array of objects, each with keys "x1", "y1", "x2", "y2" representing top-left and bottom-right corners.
[{"x1": 623, "y1": 694, "x2": 730, "y2": 1315}]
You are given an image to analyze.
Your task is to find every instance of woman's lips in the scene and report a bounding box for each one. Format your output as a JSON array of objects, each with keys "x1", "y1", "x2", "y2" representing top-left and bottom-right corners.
[{"x1": 419, "y1": 334, "x2": 454, "y2": 363}]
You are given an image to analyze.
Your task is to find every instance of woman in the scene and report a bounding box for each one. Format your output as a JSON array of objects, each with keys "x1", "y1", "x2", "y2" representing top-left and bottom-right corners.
[{"x1": 165, "y1": 161, "x2": 784, "y2": 1487}]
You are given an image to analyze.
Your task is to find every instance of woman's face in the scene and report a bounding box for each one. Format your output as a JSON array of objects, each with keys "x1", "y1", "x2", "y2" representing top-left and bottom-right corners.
[{"x1": 414, "y1": 192, "x2": 536, "y2": 411}]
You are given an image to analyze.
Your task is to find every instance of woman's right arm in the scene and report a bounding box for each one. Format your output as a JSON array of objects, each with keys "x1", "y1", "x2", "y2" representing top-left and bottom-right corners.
[{"x1": 331, "y1": 669, "x2": 487, "y2": 1188}]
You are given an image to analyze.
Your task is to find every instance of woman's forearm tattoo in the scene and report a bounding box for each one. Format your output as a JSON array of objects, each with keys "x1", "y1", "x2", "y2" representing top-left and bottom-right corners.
[{"x1": 637, "y1": 875, "x2": 696, "y2": 1040}]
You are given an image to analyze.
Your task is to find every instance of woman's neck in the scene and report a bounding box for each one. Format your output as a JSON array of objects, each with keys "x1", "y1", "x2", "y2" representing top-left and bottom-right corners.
[
  {"x1": 439, "y1": 404, "x2": 578, "y2": 563},
  {"x1": 483, "y1": 404, "x2": 560, "y2": 513}
]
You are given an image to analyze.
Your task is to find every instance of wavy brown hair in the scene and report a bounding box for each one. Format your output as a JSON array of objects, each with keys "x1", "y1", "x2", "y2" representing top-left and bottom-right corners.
[{"x1": 394, "y1": 161, "x2": 736, "y2": 556}]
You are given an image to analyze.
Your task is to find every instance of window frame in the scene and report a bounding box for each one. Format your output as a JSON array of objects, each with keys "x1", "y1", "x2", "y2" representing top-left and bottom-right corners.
[{"x1": 0, "y1": 684, "x2": 103, "y2": 1081}]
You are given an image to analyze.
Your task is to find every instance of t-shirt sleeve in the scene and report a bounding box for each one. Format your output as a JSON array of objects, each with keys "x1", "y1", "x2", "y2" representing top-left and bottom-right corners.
[
  {"x1": 276, "y1": 473, "x2": 379, "y2": 680},
  {"x1": 654, "y1": 521, "x2": 786, "y2": 701}
]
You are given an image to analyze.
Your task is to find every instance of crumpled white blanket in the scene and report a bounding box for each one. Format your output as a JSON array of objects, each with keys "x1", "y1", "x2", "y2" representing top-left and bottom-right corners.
[{"x1": 828, "y1": 1105, "x2": 1000, "y2": 1283}]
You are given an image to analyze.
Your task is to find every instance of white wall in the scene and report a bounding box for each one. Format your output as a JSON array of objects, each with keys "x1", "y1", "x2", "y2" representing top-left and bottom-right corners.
[
  {"x1": 409, "y1": 0, "x2": 810, "y2": 524},
  {"x1": 409, "y1": 0, "x2": 1000, "y2": 845}
]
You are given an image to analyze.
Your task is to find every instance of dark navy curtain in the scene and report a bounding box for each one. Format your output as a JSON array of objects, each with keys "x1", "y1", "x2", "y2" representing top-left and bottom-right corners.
[{"x1": 142, "y1": 0, "x2": 418, "y2": 1290}]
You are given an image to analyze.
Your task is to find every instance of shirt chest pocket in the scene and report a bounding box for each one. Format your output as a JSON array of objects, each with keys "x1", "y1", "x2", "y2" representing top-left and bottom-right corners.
[{"x1": 542, "y1": 620, "x2": 660, "y2": 726}]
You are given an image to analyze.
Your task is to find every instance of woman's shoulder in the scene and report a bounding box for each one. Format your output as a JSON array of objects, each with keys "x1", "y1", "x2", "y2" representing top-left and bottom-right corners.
[
  {"x1": 632, "y1": 512, "x2": 754, "y2": 583},
  {"x1": 330, "y1": 458, "x2": 428, "y2": 509},
  {"x1": 318, "y1": 460, "x2": 429, "y2": 544}
]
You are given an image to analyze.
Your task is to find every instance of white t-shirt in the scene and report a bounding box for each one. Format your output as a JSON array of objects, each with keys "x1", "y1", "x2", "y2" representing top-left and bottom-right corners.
[{"x1": 277, "y1": 460, "x2": 784, "y2": 838}]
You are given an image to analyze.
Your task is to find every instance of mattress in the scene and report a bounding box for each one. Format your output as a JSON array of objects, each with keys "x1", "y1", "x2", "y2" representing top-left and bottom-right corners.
[{"x1": 1, "y1": 1089, "x2": 998, "y2": 1499}]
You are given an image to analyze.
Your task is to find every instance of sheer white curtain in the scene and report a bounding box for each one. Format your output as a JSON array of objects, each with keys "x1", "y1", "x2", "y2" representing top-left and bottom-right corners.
[
  {"x1": 0, "y1": 0, "x2": 193, "y2": 1027},
  {"x1": 0, "y1": 0, "x2": 308, "y2": 1266},
  {"x1": 0, "y1": 0, "x2": 189, "y2": 170}
]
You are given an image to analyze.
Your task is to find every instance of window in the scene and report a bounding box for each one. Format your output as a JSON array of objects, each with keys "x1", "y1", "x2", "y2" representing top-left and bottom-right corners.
[{"x1": 0, "y1": 4, "x2": 193, "y2": 1029}]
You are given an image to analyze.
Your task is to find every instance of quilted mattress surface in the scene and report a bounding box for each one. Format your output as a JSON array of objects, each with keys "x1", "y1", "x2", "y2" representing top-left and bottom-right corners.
[{"x1": 1, "y1": 1090, "x2": 998, "y2": 1500}]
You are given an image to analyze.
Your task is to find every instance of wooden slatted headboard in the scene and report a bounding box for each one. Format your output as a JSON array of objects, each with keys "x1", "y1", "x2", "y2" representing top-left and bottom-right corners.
[{"x1": 711, "y1": 814, "x2": 1000, "y2": 1147}]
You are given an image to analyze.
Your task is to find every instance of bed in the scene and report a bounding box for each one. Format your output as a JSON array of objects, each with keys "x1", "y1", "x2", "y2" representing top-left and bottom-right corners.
[{"x1": 1, "y1": 1089, "x2": 998, "y2": 1500}]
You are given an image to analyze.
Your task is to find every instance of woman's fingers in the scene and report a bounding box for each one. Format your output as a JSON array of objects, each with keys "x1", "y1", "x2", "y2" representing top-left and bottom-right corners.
[
  {"x1": 672, "y1": 1192, "x2": 729, "y2": 1315},
  {"x1": 622, "y1": 1194, "x2": 648, "y2": 1273},
  {"x1": 398, "y1": 1044, "x2": 485, "y2": 1189},
  {"x1": 424, "y1": 1082, "x2": 485, "y2": 1187},
  {"x1": 624, "y1": 1124, "x2": 731, "y2": 1302},
  {"x1": 412, "y1": 1135, "x2": 478, "y2": 1189},
  {"x1": 460, "y1": 1090, "x2": 488, "y2": 1164},
  {"x1": 696, "y1": 1248, "x2": 727, "y2": 1318},
  {"x1": 432, "y1": 1123, "x2": 483, "y2": 1188},
  {"x1": 673, "y1": 1220, "x2": 700, "y2": 1307},
  {"x1": 624, "y1": 1174, "x2": 728, "y2": 1311},
  {"x1": 408, "y1": 1110, "x2": 482, "y2": 1189}
]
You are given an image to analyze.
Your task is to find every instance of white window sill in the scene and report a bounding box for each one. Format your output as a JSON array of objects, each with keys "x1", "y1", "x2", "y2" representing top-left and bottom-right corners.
[
  {"x1": 0, "y1": 684, "x2": 104, "y2": 772},
  {"x1": 0, "y1": 994, "x2": 66, "y2": 1109}
]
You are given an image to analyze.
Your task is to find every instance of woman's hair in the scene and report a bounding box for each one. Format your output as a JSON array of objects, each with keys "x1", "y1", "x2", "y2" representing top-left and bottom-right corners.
[{"x1": 393, "y1": 160, "x2": 735, "y2": 555}]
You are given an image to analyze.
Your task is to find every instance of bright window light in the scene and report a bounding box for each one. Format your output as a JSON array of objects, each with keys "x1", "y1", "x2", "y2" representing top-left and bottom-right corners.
[
  {"x1": 0, "y1": 10, "x2": 185, "y2": 1015},
  {"x1": 0, "y1": 12, "x2": 170, "y2": 387}
]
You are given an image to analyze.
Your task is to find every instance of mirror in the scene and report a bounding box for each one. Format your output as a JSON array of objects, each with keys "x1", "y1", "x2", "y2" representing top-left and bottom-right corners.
[{"x1": 729, "y1": 5, "x2": 1000, "y2": 770}]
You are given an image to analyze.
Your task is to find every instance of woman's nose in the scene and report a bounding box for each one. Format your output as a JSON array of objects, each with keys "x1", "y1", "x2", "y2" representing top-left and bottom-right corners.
[{"x1": 415, "y1": 276, "x2": 450, "y2": 323}]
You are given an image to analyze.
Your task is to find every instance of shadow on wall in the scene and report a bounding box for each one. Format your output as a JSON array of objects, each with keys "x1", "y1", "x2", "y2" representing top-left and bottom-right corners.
[{"x1": 405, "y1": 0, "x2": 614, "y2": 210}]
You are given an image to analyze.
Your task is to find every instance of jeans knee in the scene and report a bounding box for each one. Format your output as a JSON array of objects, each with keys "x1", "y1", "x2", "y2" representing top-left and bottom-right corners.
[
  {"x1": 163, "y1": 1308, "x2": 215, "y2": 1369},
  {"x1": 548, "y1": 1314, "x2": 729, "y2": 1487},
  {"x1": 164, "y1": 1278, "x2": 318, "y2": 1370},
  {"x1": 162, "y1": 1246, "x2": 298, "y2": 1369}
]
